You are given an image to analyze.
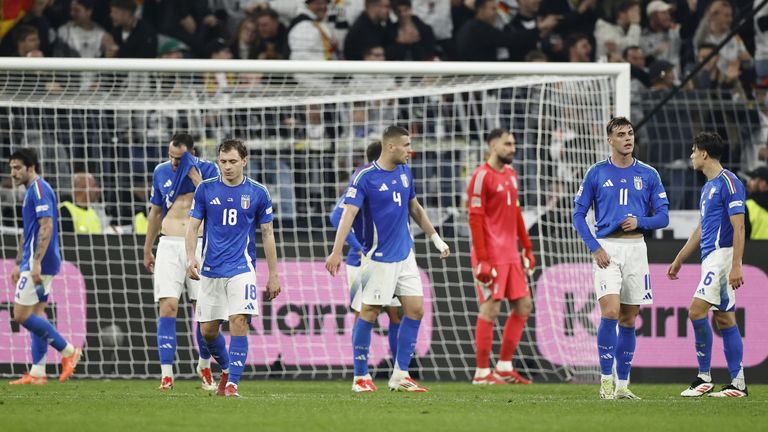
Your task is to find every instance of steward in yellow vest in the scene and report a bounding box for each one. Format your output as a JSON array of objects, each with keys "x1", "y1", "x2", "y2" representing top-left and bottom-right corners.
[
  {"x1": 745, "y1": 166, "x2": 768, "y2": 240},
  {"x1": 59, "y1": 201, "x2": 102, "y2": 234}
]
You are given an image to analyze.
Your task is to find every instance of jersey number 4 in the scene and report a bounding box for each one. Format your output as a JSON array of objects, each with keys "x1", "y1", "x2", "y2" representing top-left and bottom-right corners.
[
  {"x1": 223, "y1": 208, "x2": 238, "y2": 225},
  {"x1": 393, "y1": 191, "x2": 402, "y2": 207},
  {"x1": 618, "y1": 188, "x2": 629, "y2": 206}
]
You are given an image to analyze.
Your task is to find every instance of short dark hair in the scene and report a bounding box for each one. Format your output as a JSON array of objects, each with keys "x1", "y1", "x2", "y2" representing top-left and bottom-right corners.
[
  {"x1": 698, "y1": 42, "x2": 718, "y2": 52},
  {"x1": 616, "y1": 0, "x2": 640, "y2": 15},
  {"x1": 363, "y1": 45, "x2": 385, "y2": 57},
  {"x1": 693, "y1": 131, "x2": 726, "y2": 160},
  {"x1": 365, "y1": 0, "x2": 383, "y2": 8},
  {"x1": 110, "y1": 0, "x2": 137, "y2": 13},
  {"x1": 475, "y1": 0, "x2": 496, "y2": 12},
  {"x1": 366, "y1": 140, "x2": 382, "y2": 162},
  {"x1": 218, "y1": 138, "x2": 248, "y2": 159},
  {"x1": 255, "y1": 8, "x2": 279, "y2": 21},
  {"x1": 622, "y1": 45, "x2": 641, "y2": 59},
  {"x1": 382, "y1": 125, "x2": 409, "y2": 144},
  {"x1": 170, "y1": 133, "x2": 194, "y2": 150},
  {"x1": 564, "y1": 33, "x2": 589, "y2": 53},
  {"x1": 606, "y1": 116, "x2": 634, "y2": 135},
  {"x1": 13, "y1": 25, "x2": 38, "y2": 47},
  {"x1": 9, "y1": 148, "x2": 40, "y2": 172},
  {"x1": 395, "y1": 0, "x2": 412, "y2": 8},
  {"x1": 486, "y1": 128, "x2": 509, "y2": 144}
]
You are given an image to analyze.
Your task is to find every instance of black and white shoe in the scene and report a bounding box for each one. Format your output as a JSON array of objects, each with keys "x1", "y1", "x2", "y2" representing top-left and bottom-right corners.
[
  {"x1": 680, "y1": 377, "x2": 714, "y2": 397},
  {"x1": 709, "y1": 384, "x2": 748, "y2": 398}
]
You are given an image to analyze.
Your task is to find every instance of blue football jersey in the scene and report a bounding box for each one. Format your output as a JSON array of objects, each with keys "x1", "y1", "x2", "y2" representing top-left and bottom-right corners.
[
  {"x1": 150, "y1": 157, "x2": 219, "y2": 214},
  {"x1": 329, "y1": 192, "x2": 363, "y2": 267},
  {"x1": 575, "y1": 158, "x2": 669, "y2": 238},
  {"x1": 344, "y1": 162, "x2": 416, "y2": 263},
  {"x1": 20, "y1": 177, "x2": 61, "y2": 275},
  {"x1": 189, "y1": 176, "x2": 273, "y2": 278},
  {"x1": 699, "y1": 169, "x2": 746, "y2": 260}
]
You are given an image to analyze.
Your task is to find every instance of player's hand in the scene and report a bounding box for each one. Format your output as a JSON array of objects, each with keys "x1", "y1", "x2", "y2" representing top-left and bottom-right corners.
[
  {"x1": 266, "y1": 274, "x2": 281, "y2": 300},
  {"x1": 325, "y1": 252, "x2": 342, "y2": 277},
  {"x1": 729, "y1": 265, "x2": 744, "y2": 289},
  {"x1": 11, "y1": 265, "x2": 20, "y2": 285},
  {"x1": 592, "y1": 248, "x2": 611, "y2": 269},
  {"x1": 430, "y1": 233, "x2": 450, "y2": 259},
  {"x1": 143, "y1": 251, "x2": 155, "y2": 274},
  {"x1": 475, "y1": 261, "x2": 497, "y2": 287},
  {"x1": 522, "y1": 249, "x2": 536, "y2": 276},
  {"x1": 666, "y1": 259, "x2": 682, "y2": 280},
  {"x1": 187, "y1": 258, "x2": 201, "y2": 280},
  {"x1": 621, "y1": 216, "x2": 638, "y2": 232},
  {"x1": 30, "y1": 260, "x2": 43, "y2": 285},
  {"x1": 187, "y1": 166, "x2": 202, "y2": 186}
]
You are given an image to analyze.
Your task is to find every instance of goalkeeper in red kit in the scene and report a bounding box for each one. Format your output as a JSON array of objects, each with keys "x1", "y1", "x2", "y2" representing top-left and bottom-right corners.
[{"x1": 466, "y1": 128, "x2": 535, "y2": 385}]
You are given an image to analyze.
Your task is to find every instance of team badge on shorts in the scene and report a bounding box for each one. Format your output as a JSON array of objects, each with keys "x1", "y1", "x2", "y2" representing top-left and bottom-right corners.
[
  {"x1": 241, "y1": 194, "x2": 250, "y2": 209},
  {"x1": 400, "y1": 173, "x2": 409, "y2": 188},
  {"x1": 634, "y1": 176, "x2": 643, "y2": 190}
]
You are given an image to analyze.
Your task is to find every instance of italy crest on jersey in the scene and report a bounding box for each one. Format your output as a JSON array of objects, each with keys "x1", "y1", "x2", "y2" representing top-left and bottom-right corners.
[
  {"x1": 634, "y1": 176, "x2": 643, "y2": 190},
  {"x1": 241, "y1": 194, "x2": 250, "y2": 209},
  {"x1": 400, "y1": 173, "x2": 409, "y2": 188}
]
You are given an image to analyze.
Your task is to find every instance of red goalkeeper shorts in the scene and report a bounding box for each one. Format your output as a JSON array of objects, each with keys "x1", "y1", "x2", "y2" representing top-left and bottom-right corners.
[{"x1": 475, "y1": 262, "x2": 529, "y2": 303}]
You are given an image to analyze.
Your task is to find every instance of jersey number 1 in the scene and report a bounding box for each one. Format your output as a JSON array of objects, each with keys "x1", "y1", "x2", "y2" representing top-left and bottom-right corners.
[
  {"x1": 619, "y1": 188, "x2": 628, "y2": 206},
  {"x1": 223, "y1": 208, "x2": 237, "y2": 225}
]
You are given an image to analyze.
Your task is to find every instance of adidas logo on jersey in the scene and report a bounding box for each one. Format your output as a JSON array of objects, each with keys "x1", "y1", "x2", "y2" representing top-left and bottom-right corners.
[
  {"x1": 209, "y1": 197, "x2": 222, "y2": 205},
  {"x1": 496, "y1": 184, "x2": 504, "y2": 192},
  {"x1": 163, "y1": 179, "x2": 172, "y2": 188},
  {"x1": 379, "y1": 183, "x2": 389, "y2": 191},
  {"x1": 244, "y1": 303, "x2": 256, "y2": 310},
  {"x1": 602, "y1": 180, "x2": 614, "y2": 187}
]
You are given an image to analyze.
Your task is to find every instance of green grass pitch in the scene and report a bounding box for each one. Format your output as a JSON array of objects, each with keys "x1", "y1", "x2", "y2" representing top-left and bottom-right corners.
[{"x1": 1, "y1": 381, "x2": 766, "y2": 432}]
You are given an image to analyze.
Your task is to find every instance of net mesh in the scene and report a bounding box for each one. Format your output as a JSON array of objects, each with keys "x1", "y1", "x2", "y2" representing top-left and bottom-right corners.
[{"x1": 0, "y1": 66, "x2": 617, "y2": 381}]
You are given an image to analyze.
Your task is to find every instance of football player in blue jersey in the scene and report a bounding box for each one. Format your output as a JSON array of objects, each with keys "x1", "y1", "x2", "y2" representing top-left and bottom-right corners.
[
  {"x1": 325, "y1": 126, "x2": 450, "y2": 393},
  {"x1": 8, "y1": 148, "x2": 81, "y2": 385},
  {"x1": 573, "y1": 117, "x2": 670, "y2": 399},
  {"x1": 329, "y1": 141, "x2": 402, "y2": 373},
  {"x1": 668, "y1": 132, "x2": 748, "y2": 398},
  {"x1": 186, "y1": 138, "x2": 281, "y2": 398},
  {"x1": 143, "y1": 134, "x2": 222, "y2": 391}
]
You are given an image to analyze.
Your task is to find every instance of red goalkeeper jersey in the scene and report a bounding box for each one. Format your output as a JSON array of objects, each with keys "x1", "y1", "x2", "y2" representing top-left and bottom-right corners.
[{"x1": 467, "y1": 163, "x2": 522, "y2": 265}]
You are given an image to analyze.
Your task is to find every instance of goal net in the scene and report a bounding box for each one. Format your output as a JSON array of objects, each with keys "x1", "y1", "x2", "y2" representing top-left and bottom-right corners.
[{"x1": 0, "y1": 59, "x2": 628, "y2": 381}]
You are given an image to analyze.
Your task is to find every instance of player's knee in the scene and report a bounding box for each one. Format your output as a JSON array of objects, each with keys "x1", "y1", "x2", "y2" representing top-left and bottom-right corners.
[
  {"x1": 12, "y1": 306, "x2": 31, "y2": 324},
  {"x1": 479, "y1": 308, "x2": 499, "y2": 321},
  {"x1": 200, "y1": 325, "x2": 219, "y2": 341},
  {"x1": 618, "y1": 315, "x2": 636, "y2": 327},
  {"x1": 158, "y1": 298, "x2": 178, "y2": 317},
  {"x1": 513, "y1": 298, "x2": 533, "y2": 317},
  {"x1": 228, "y1": 315, "x2": 248, "y2": 335},
  {"x1": 688, "y1": 306, "x2": 708, "y2": 321},
  {"x1": 601, "y1": 309, "x2": 620, "y2": 320},
  {"x1": 386, "y1": 307, "x2": 402, "y2": 324},
  {"x1": 714, "y1": 313, "x2": 735, "y2": 330}
]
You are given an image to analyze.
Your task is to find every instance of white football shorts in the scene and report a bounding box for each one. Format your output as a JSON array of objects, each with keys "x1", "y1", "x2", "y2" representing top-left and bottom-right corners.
[
  {"x1": 154, "y1": 236, "x2": 202, "y2": 302},
  {"x1": 196, "y1": 271, "x2": 259, "y2": 322},
  {"x1": 348, "y1": 260, "x2": 401, "y2": 312},
  {"x1": 694, "y1": 247, "x2": 736, "y2": 312},
  {"x1": 357, "y1": 250, "x2": 422, "y2": 307},
  {"x1": 14, "y1": 272, "x2": 55, "y2": 306},
  {"x1": 593, "y1": 237, "x2": 652, "y2": 305}
]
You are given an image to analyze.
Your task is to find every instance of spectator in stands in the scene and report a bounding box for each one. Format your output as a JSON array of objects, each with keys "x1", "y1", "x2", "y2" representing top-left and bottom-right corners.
[
  {"x1": 745, "y1": 166, "x2": 768, "y2": 239},
  {"x1": 344, "y1": 0, "x2": 392, "y2": 60},
  {"x1": 289, "y1": 0, "x2": 339, "y2": 61},
  {"x1": 13, "y1": 26, "x2": 44, "y2": 57},
  {"x1": 624, "y1": 45, "x2": 650, "y2": 92},
  {"x1": 593, "y1": 0, "x2": 641, "y2": 62},
  {"x1": 157, "y1": 38, "x2": 190, "y2": 59},
  {"x1": 450, "y1": 0, "x2": 474, "y2": 59},
  {"x1": 55, "y1": 0, "x2": 114, "y2": 58},
  {"x1": 253, "y1": 9, "x2": 289, "y2": 59},
  {"x1": 107, "y1": 0, "x2": 158, "y2": 58},
  {"x1": 539, "y1": 0, "x2": 599, "y2": 61},
  {"x1": 230, "y1": 17, "x2": 259, "y2": 59},
  {"x1": 641, "y1": 0, "x2": 698, "y2": 78},
  {"x1": 756, "y1": 1, "x2": 768, "y2": 87},
  {"x1": 455, "y1": 0, "x2": 525, "y2": 61},
  {"x1": 689, "y1": 43, "x2": 746, "y2": 99},
  {"x1": 694, "y1": 0, "x2": 752, "y2": 80},
  {"x1": 649, "y1": 59, "x2": 676, "y2": 91},
  {"x1": 506, "y1": 0, "x2": 562, "y2": 61},
  {"x1": 387, "y1": 0, "x2": 437, "y2": 61},
  {"x1": 143, "y1": 0, "x2": 221, "y2": 59},
  {"x1": 412, "y1": 0, "x2": 453, "y2": 59},
  {"x1": 525, "y1": 49, "x2": 548, "y2": 62},
  {"x1": 1, "y1": 0, "x2": 55, "y2": 57},
  {"x1": 565, "y1": 33, "x2": 592, "y2": 62},
  {"x1": 59, "y1": 172, "x2": 109, "y2": 234}
]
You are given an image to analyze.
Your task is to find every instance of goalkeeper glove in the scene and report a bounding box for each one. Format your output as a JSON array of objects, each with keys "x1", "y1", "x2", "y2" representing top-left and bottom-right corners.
[
  {"x1": 522, "y1": 249, "x2": 535, "y2": 276},
  {"x1": 474, "y1": 261, "x2": 497, "y2": 287}
]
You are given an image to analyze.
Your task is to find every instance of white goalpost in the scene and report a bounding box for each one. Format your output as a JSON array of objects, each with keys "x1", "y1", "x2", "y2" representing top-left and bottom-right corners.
[{"x1": 0, "y1": 58, "x2": 629, "y2": 381}]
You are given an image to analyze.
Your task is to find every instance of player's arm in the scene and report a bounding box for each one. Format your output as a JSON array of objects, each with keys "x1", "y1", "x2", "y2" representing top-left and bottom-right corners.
[
  {"x1": 729, "y1": 213, "x2": 745, "y2": 289},
  {"x1": 30, "y1": 217, "x2": 53, "y2": 284},
  {"x1": 185, "y1": 216, "x2": 202, "y2": 280},
  {"x1": 325, "y1": 204, "x2": 360, "y2": 276},
  {"x1": 142, "y1": 204, "x2": 162, "y2": 273},
  {"x1": 409, "y1": 198, "x2": 450, "y2": 259},
  {"x1": 11, "y1": 231, "x2": 24, "y2": 284},
  {"x1": 516, "y1": 204, "x2": 535, "y2": 274},
  {"x1": 260, "y1": 221, "x2": 281, "y2": 299},
  {"x1": 329, "y1": 203, "x2": 363, "y2": 251},
  {"x1": 667, "y1": 221, "x2": 701, "y2": 280},
  {"x1": 572, "y1": 169, "x2": 609, "y2": 268}
]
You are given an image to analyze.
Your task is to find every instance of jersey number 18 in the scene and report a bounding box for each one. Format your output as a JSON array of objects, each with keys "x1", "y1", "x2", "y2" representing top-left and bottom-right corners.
[{"x1": 223, "y1": 208, "x2": 238, "y2": 225}]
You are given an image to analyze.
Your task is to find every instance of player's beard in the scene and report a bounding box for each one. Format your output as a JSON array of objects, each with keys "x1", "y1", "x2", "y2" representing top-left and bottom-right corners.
[{"x1": 498, "y1": 154, "x2": 514, "y2": 165}]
